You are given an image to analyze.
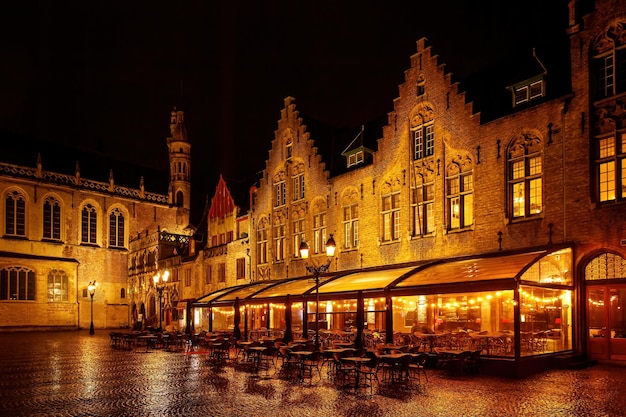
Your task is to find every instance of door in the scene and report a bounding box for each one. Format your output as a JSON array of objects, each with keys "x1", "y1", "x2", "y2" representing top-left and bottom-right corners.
[{"x1": 587, "y1": 286, "x2": 626, "y2": 360}]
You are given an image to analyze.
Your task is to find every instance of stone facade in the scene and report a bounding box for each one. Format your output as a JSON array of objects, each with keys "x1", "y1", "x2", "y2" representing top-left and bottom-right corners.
[{"x1": 0, "y1": 109, "x2": 189, "y2": 331}]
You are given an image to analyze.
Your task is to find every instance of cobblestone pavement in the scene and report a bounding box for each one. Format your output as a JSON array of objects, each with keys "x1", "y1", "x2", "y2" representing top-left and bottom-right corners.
[{"x1": 1, "y1": 331, "x2": 626, "y2": 417}]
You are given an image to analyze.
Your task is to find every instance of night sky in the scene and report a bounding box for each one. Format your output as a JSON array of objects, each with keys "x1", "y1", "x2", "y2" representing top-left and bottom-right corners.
[{"x1": 1, "y1": 0, "x2": 569, "y2": 222}]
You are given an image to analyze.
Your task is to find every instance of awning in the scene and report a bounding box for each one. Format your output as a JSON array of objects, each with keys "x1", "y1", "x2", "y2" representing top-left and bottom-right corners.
[{"x1": 191, "y1": 246, "x2": 572, "y2": 308}]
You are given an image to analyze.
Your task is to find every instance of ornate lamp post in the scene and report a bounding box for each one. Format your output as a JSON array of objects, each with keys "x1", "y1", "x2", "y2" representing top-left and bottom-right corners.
[
  {"x1": 153, "y1": 270, "x2": 169, "y2": 332},
  {"x1": 88, "y1": 281, "x2": 97, "y2": 335},
  {"x1": 299, "y1": 234, "x2": 336, "y2": 351}
]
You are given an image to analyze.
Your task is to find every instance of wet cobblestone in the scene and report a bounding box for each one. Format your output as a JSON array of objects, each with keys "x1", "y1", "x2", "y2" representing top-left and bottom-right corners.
[{"x1": 1, "y1": 331, "x2": 625, "y2": 416}]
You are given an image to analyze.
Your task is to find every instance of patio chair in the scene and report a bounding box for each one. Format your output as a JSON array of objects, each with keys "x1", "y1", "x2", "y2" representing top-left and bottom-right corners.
[
  {"x1": 409, "y1": 353, "x2": 429, "y2": 385},
  {"x1": 301, "y1": 350, "x2": 323, "y2": 383},
  {"x1": 357, "y1": 352, "x2": 379, "y2": 397}
]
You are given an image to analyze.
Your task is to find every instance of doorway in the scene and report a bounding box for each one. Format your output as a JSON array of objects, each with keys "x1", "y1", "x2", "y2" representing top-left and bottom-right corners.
[{"x1": 587, "y1": 285, "x2": 626, "y2": 360}]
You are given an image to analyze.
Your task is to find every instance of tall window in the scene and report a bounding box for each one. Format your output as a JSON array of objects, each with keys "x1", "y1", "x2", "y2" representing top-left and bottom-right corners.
[
  {"x1": 596, "y1": 131, "x2": 626, "y2": 202},
  {"x1": 81, "y1": 203, "x2": 98, "y2": 244},
  {"x1": 508, "y1": 135, "x2": 542, "y2": 219},
  {"x1": 292, "y1": 173, "x2": 305, "y2": 201},
  {"x1": 109, "y1": 208, "x2": 125, "y2": 248},
  {"x1": 257, "y1": 219, "x2": 268, "y2": 264},
  {"x1": 205, "y1": 266, "x2": 212, "y2": 284},
  {"x1": 274, "y1": 218, "x2": 286, "y2": 262},
  {"x1": 218, "y1": 263, "x2": 226, "y2": 283},
  {"x1": 274, "y1": 181, "x2": 286, "y2": 207},
  {"x1": 410, "y1": 103, "x2": 435, "y2": 160},
  {"x1": 292, "y1": 217, "x2": 305, "y2": 257},
  {"x1": 236, "y1": 258, "x2": 246, "y2": 279},
  {"x1": 412, "y1": 181, "x2": 434, "y2": 236},
  {"x1": 0, "y1": 267, "x2": 35, "y2": 300},
  {"x1": 446, "y1": 158, "x2": 474, "y2": 230},
  {"x1": 593, "y1": 26, "x2": 626, "y2": 100},
  {"x1": 382, "y1": 191, "x2": 401, "y2": 242},
  {"x1": 43, "y1": 196, "x2": 61, "y2": 240},
  {"x1": 413, "y1": 123, "x2": 434, "y2": 160},
  {"x1": 343, "y1": 203, "x2": 359, "y2": 249},
  {"x1": 313, "y1": 212, "x2": 326, "y2": 254},
  {"x1": 47, "y1": 269, "x2": 68, "y2": 302},
  {"x1": 5, "y1": 190, "x2": 26, "y2": 237},
  {"x1": 447, "y1": 173, "x2": 473, "y2": 230}
]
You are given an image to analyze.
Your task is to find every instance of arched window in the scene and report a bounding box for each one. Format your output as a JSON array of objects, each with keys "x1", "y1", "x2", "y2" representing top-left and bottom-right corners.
[
  {"x1": 508, "y1": 133, "x2": 542, "y2": 219},
  {"x1": 410, "y1": 103, "x2": 435, "y2": 160},
  {"x1": 0, "y1": 266, "x2": 35, "y2": 300},
  {"x1": 446, "y1": 155, "x2": 474, "y2": 230},
  {"x1": 43, "y1": 196, "x2": 61, "y2": 240},
  {"x1": 341, "y1": 189, "x2": 359, "y2": 250},
  {"x1": 47, "y1": 269, "x2": 68, "y2": 302},
  {"x1": 5, "y1": 190, "x2": 26, "y2": 237},
  {"x1": 176, "y1": 191, "x2": 184, "y2": 207},
  {"x1": 593, "y1": 20, "x2": 626, "y2": 100},
  {"x1": 109, "y1": 208, "x2": 125, "y2": 248},
  {"x1": 81, "y1": 203, "x2": 97, "y2": 244}
]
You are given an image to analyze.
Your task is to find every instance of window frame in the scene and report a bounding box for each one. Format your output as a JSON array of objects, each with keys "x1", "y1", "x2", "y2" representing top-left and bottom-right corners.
[
  {"x1": 43, "y1": 196, "x2": 61, "y2": 241},
  {"x1": 0, "y1": 267, "x2": 35, "y2": 301},
  {"x1": 5, "y1": 190, "x2": 26, "y2": 238},
  {"x1": 381, "y1": 192, "x2": 401, "y2": 242},
  {"x1": 47, "y1": 269, "x2": 69, "y2": 302},
  {"x1": 108, "y1": 207, "x2": 125, "y2": 248},
  {"x1": 508, "y1": 137, "x2": 543, "y2": 220},
  {"x1": 595, "y1": 131, "x2": 626, "y2": 203},
  {"x1": 446, "y1": 171, "x2": 474, "y2": 231},
  {"x1": 412, "y1": 182, "x2": 435, "y2": 236},
  {"x1": 81, "y1": 203, "x2": 98, "y2": 245},
  {"x1": 342, "y1": 203, "x2": 359, "y2": 249}
]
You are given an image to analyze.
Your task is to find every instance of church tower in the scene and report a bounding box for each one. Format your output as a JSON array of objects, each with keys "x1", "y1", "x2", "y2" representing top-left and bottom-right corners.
[{"x1": 167, "y1": 107, "x2": 191, "y2": 226}]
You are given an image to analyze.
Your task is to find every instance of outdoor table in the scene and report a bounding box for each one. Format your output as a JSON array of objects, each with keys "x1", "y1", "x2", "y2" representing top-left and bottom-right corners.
[
  {"x1": 291, "y1": 351, "x2": 313, "y2": 379},
  {"x1": 377, "y1": 353, "x2": 415, "y2": 384},
  {"x1": 138, "y1": 335, "x2": 157, "y2": 352},
  {"x1": 340, "y1": 356, "x2": 371, "y2": 391},
  {"x1": 334, "y1": 341, "x2": 354, "y2": 348},
  {"x1": 248, "y1": 346, "x2": 267, "y2": 371}
]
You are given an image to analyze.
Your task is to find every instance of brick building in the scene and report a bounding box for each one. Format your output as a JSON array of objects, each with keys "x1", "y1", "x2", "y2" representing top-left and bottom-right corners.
[{"x1": 193, "y1": 0, "x2": 626, "y2": 374}]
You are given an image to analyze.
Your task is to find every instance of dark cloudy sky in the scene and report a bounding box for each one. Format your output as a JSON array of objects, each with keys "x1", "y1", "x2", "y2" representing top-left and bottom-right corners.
[{"x1": 1, "y1": 0, "x2": 569, "y2": 220}]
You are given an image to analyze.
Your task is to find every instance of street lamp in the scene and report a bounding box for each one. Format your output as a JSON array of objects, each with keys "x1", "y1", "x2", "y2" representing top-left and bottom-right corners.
[
  {"x1": 153, "y1": 270, "x2": 169, "y2": 332},
  {"x1": 88, "y1": 281, "x2": 97, "y2": 335},
  {"x1": 299, "y1": 234, "x2": 336, "y2": 351}
]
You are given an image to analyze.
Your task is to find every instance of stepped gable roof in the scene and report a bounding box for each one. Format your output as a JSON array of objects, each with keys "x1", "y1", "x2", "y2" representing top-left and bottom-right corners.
[
  {"x1": 0, "y1": 129, "x2": 169, "y2": 195},
  {"x1": 296, "y1": 111, "x2": 381, "y2": 178},
  {"x1": 459, "y1": 44, "x2": 571, "y2": 122}
]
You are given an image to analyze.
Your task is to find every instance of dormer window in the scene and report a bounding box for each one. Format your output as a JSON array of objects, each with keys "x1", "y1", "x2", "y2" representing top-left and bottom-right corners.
[
  {"x1": 347, "y1": 151, "x2": 364, "y2": 168},
  {"x1": 513, "y1": 80, "x2": 544, "y2": 106},
  {"x1": 508, "y1": 49, "x2": 547, "y2": 108}
]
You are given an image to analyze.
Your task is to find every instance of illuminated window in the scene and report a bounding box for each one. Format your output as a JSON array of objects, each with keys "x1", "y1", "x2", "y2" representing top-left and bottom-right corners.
[
  {"x1": 47, "y1": 270, "x2": 68, "y2": 302},
  {"x1": 508, "y1": 134, "x2": 542, "y2": 219},
  {"x1": 446, "y1": 158, "x2": 473, "y2": 230},
  {"x1": 595, "y1": 132, "x2": 626, "y2": 202}
]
